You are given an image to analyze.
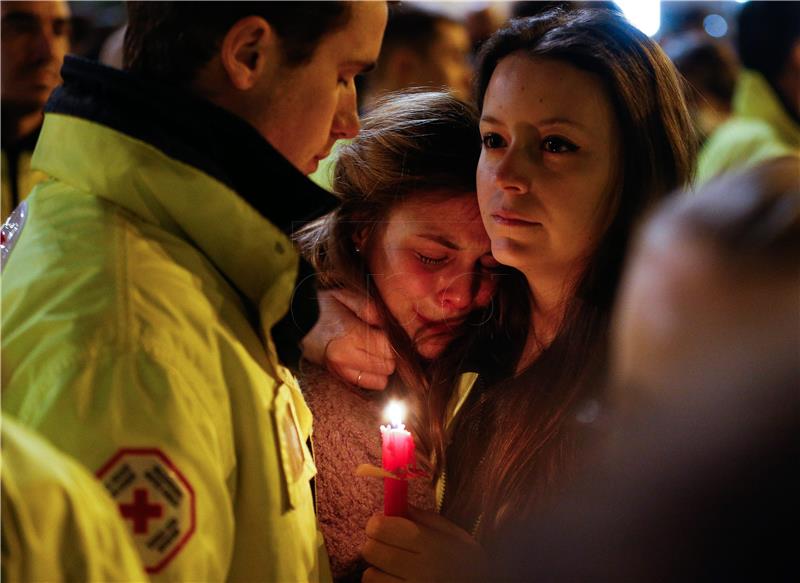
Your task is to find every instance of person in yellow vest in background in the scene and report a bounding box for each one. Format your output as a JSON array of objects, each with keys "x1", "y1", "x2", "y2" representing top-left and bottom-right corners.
[
  {"x1": 1, "y1": 1, "x2": 70, "y2": 222},
  {"x1": 1, "y1": 2, "x2": 387, "y2": 581},
  {"x1": 696, "y1": 1, "x2": 800, "y2": 184},
  {"x1": 1, "y1": 414, "x2": 148, "y2": 582}
]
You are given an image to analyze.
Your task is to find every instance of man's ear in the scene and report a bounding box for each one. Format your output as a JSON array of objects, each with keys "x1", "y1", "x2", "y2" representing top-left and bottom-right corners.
[{"x1": 219, "y1": 16, "x2": 276, "y2": 91}]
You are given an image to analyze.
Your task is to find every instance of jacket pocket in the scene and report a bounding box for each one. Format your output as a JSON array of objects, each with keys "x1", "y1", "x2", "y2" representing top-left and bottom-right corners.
[{"x1": 272, "y1": 382, "x2": 317, "y2": 512}]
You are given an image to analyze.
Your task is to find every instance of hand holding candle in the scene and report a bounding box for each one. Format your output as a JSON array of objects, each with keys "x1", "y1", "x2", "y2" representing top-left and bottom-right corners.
[{"x1": 381, "y1": 400, "x2": 414, "y2": 517}]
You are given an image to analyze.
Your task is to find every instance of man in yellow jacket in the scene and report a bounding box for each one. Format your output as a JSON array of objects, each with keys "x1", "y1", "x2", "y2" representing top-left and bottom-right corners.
[{"x1": 1, "y1": 2, "x2": 387, "y2": 581}]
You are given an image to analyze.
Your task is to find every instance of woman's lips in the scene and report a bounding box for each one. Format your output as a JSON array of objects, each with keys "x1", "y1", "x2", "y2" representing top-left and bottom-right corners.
[
  {"x1": 416, "y1": 313, "x2": 466, "y2": 333},
  {"x1": 491, "y1": 212, "x2": 539, "y2": 227}
]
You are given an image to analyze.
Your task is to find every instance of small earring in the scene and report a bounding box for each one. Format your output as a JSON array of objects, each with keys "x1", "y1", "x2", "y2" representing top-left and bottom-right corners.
[{"x1": 355, "y1": 245, "x2": 361, "y2": 254}]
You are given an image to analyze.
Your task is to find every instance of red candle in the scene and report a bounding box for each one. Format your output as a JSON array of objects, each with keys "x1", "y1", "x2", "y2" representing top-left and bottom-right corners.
[{"x1": 381, "y1": 401, "x2": 414, "y2": 517}]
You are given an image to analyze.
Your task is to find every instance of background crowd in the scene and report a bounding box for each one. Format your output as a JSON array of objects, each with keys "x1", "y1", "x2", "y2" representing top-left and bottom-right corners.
[{"x1": 4, "y1": 1, "x2": 799, "y2": 218}]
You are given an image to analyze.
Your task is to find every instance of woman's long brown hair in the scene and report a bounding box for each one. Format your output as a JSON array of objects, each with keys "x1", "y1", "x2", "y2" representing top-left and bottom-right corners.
[{"x1": 427, "y1": 7, "x2": 697, "y2": 545}]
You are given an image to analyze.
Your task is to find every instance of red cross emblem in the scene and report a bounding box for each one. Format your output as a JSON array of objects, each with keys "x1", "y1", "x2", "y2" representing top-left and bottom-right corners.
[
  {"x1": 120, "y1": 488, "x2": 164, "y2": 534},
  {"x1": 97, "y1": 448, "x2": 195, "y2": 573}
]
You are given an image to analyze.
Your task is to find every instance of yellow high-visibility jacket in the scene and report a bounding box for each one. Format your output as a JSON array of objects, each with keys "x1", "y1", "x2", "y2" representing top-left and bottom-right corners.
[
  {"x1": 1, "y1": 414, "x2": 149, "y2": 583},
  {"x1": 2, "y1": 56, "x2": 332, "y2": 582},
  {"x1": 697, "y1": 70, "x2": 800, "y2": 184}
]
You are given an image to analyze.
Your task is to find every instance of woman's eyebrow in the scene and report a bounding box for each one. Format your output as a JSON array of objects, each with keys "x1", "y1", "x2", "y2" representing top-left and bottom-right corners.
[
  {"x1": 537, "y1": 116, "x2": 589, "y2": 130},
  {"x1": 417, "y1": 233, "x2": 460, "y2": 250},
  {"x1": 481, "y1": 114, "x2": 589, "y2": 132}
]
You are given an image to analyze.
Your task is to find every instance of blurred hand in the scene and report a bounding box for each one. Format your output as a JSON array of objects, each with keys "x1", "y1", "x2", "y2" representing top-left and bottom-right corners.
[
  {"x1": 362, "y1": 506, "x2": 489, "y2": 583},
  {"x1": 301, "y1": 289, "x2": 396, "y2": 390}
]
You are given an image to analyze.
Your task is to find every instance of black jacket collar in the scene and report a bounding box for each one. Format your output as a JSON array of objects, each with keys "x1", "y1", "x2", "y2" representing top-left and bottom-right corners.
[{"x1": 45, "y1": 56, "x2": 337, "y2": 234}]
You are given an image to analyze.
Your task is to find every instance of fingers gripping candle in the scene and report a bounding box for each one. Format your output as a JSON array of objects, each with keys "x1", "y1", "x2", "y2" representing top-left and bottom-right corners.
[{"x1": 381, "y1": 400, "x2": 414, "y2": 517}]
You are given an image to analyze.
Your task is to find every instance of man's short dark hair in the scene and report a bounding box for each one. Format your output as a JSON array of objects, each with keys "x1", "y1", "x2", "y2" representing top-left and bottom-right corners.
[
  {"x1": 123, "y1": 1, "x2": 351, "y2": 85},
  {"x1": 737, "y1": 1, "x2": 800, "y2": 85}
]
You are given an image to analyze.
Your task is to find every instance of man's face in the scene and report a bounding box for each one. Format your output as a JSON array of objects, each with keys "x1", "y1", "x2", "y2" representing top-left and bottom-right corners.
[
  {"x1": 1, "y1": 1, "x2": 70, "y2": 111},
  {"x1": 253, "y1": 2, "x2": 387, "y2": 175}
]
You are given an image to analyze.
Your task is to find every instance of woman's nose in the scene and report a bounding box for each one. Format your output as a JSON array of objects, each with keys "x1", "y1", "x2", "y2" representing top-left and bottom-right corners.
[
  {"x1": 494, "y1": 148, "x2": 532, "y2": 195},
  {"x1": 438, "y1": 272, "x2": 475, "y2": 314}
]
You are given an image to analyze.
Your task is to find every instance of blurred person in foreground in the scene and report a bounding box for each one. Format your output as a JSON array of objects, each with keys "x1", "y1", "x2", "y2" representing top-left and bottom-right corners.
[
  {"x1": 492, "y1": 156, "x2": 799, "y2": 582},
  {"x1": 1, "y1": 0, "x2": 70, "y2": 221},
  {"x1": 1, "y1": 1, "x2": 387, "y2": 581},
  {"x1": 697, "y1": 1, "x2": 800, "y2": 184}
]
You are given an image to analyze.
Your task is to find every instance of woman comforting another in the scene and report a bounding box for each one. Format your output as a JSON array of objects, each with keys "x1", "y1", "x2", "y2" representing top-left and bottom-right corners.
[{"x1": 361, "y1": 8, "x2": 695, "y2": 582}]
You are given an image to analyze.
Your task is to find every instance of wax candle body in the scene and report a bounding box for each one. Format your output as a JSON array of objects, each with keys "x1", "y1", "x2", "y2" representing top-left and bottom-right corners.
[{"x1": 380, "y1": 423, "x2": 414, "y2": 517}]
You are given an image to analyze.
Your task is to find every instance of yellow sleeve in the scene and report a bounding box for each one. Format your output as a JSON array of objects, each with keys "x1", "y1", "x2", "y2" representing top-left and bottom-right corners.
[
  {"x1": 4, "y1": 345, "x2": 236, "y2": 581},
  {"x1": 1, "y1": 414, "x2": 149, "y2": 582}
]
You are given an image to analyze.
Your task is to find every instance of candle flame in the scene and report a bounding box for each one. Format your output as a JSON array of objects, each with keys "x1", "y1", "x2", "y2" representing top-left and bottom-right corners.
[{"x1": 385, "y1": 400, "x2": 405, "y2": 427}]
